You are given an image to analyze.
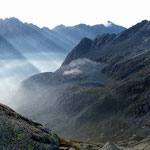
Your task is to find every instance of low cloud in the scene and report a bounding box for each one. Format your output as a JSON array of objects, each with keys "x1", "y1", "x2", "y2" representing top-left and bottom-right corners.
[
  {"x1": 63, "y1": 68, "x2": 82, "y2": 75},
  {"x1": 62, "y1": 58, "x2": 99, "y2": 76}
]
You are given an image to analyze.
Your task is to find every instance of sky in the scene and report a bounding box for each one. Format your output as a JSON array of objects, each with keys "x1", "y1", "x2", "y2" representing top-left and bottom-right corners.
[{"x1": 0, "y1": 0, "x2": 149, "y2": 29}]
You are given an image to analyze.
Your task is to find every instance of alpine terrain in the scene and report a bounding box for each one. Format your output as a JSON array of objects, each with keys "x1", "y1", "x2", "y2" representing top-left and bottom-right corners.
[{"x1": 12, "y1": 20, "x2": 150, "y2": 149}]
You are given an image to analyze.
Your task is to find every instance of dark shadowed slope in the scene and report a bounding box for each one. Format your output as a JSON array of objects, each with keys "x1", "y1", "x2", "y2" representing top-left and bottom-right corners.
[{"x1": 62, "y1": 20, "x2": 149, "y2": 65}]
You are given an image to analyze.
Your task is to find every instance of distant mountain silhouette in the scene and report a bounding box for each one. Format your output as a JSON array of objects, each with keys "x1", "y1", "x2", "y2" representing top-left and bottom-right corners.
[{"x1": 53, "y1": 21, "x2": 126, "y2": 46}]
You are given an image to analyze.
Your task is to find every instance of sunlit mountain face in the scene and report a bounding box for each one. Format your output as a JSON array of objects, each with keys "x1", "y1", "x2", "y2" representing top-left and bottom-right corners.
[{"x1": 0, "y1": 17, "x2": 125, "y2": 105}]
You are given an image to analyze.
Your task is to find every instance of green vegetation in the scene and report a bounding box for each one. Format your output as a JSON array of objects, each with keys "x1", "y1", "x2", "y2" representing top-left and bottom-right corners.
[{"x1": 27, "y1": 144, "x2": 33, "y2": 150}]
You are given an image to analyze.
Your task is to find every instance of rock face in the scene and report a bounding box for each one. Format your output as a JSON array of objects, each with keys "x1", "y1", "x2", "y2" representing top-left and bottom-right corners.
[
  {"x1": 101, "y1": 142, "x2": 120, "y2": 150},
  {"x1": 13, "y1": 20, "x2": 150, "y2": 146},
  {"x1": 62, "y1": 20, "x2": 150, "y2": 66},
  {"x1": 132, "y1": 143, "x2": 150, "y2": 150},
  {"x1": 0, "y1": 103, "x2": 60, "y2": 149}
]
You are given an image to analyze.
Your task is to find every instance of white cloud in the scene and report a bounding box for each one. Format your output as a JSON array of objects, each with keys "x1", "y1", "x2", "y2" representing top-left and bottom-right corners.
[
  {"x1": 104, "y1": 21, "x2": 113, "y2": 27},
  {"x1": 63, "y1": 68, "x2": 82, "y2": 75},
  {"x1": 62, "y1": 58, "x2": 99, "y2": 76}
]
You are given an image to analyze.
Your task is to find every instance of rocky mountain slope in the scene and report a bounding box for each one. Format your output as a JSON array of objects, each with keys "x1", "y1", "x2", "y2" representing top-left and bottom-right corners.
[
  {"x1": 0, "y1": 103, "x2": 60, "y2": 149},
  {"x1": 1, "y1": 102, "x2": 150, "y2": 149},
  {"x1": 62, "y1": 20, "x2": 150, "y2": 65},
  {"x1": 13, "y1": 20, "x2": 150, "y2": 147}
]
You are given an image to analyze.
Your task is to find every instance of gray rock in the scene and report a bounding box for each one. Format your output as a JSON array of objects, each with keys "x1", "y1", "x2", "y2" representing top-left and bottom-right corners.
[{"x1": 101, "y1": 142, "x2": 120, "y2": 150}]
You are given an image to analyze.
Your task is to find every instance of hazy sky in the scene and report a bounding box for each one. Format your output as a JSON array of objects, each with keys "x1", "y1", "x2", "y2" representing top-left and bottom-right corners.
[{"x1": 0, "y1": 0, "x2": 149, "y2": 29}]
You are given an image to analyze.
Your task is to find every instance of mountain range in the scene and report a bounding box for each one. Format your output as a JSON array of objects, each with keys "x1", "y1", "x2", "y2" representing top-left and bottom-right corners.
[
  {"x1": 53, "y1": 21, "x2": 125, "y2": 46},
  {"x1": 13, "y1": 20, "x2": 150, "y2": 149},
  {"x1": 0, "y1": 17, "x2": 125, "y2": 102},
  {"x1": 0, "y1": 18, "x2": 126, "y2": 71}
]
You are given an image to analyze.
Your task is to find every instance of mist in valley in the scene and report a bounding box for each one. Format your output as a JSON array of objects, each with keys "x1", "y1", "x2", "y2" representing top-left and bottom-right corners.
[
  {"x1": 0, "y1": 17, "x2": 125, "y2": 109},
  {"x1": 0, "y1": 52, "x2": 64, "y2": 108}
]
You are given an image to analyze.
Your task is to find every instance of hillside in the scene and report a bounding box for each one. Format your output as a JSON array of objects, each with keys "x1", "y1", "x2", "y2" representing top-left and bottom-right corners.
[
  {"x1": 13, "y1": 20, "x2": 150, "y2": 147},
  {"x1": 0, "y1": 103, "x2": 60, "y2": 149}
]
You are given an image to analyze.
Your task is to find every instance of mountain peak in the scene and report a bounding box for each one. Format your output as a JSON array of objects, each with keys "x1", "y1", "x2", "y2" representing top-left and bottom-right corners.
[
  {"x1": 0, "y1": 17, "x2": 22, "y2": 23},
  {"x1": 53, "y1": 24, "x2": 65, "y2": 30},
  {"x1": 62, "y1": 37, "x2": 93, "y2": 66},
  {"x1": 104, "y1": 21, "x2": 114, "y2": 27},
  {"x1": 107, "y1": 20, "x2": 114, "y2": 23},
  {"x1": 141, "y1": 19, "x2": 149, "y2": 23},
  {"x1": 62, "y1": 19, "x2": 150, "y2": 66}
]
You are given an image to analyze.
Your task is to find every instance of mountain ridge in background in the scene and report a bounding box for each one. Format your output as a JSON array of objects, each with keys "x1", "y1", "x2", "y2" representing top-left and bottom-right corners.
[{"x1": 53, "y1": 21, "x2": 126, "y2": 45}]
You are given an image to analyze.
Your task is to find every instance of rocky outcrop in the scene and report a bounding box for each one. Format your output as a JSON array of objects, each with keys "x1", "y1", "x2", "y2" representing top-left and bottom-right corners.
[
  {"x1": 1, "y1": 100, "x2": 149, "y2": 149},
  {"x1": 101, "y1": 142, "x2": 120, "y2": 150},
  {"x1": 0, "y1": 103, "x2": 60, "y2": 149}
]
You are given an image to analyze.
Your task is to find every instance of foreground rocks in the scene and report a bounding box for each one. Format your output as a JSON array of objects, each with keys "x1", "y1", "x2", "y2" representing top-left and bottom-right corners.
[
  {"x1": 0, "y1": 102, "x2": 150, "y2": 150},
  {"x1": 122, "y1": 142, "x2": 150, "y2": 150},
  {"x1": 101, "y1": 142, "x2": 120, "y2": 150},
  {"x1": 0, "y1": 103, "x2": 60, "y2": 149},
  {"x1": 60, "y1": 140, "x2": 120, "y2": 150},
  {"x1": 60, "y1": 140, "x2": 150, "y2": 150}
]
